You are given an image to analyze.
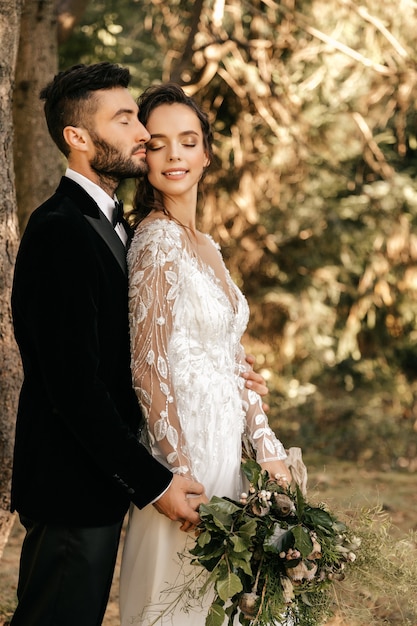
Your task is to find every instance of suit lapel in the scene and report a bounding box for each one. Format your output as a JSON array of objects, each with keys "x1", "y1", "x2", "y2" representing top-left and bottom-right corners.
[
  {"x1": 57, "y1": 177, "x2": 128, "y2": 275},
  {"x1": 84, "y1": 212, "x2": 127, "y2": 275}
]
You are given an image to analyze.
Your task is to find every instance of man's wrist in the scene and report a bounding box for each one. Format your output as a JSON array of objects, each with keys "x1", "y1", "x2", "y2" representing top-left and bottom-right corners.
[{"x1": 149, "y1": 477, "x2": 173, "y2": 504}]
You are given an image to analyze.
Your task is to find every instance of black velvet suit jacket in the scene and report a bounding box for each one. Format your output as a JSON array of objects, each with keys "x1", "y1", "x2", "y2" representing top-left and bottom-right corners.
[{"x1": 11, "y1": 176, "x2": 171, "y2": 526}]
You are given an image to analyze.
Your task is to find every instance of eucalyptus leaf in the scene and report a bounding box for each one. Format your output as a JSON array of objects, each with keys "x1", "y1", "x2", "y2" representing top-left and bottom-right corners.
[
  {"x1": 292, "y1": 525, "x2": 314, "y2": 558},
  {"x1": 203, "y1": 495, "x2": 242, "y2": 516},
  {"x1": 241, "y1": 459, "x2": 262, "y2": 485},
  {"x1": 333, "y1": 520, "x2": 348, "y2": 534},
  {"x1": 230, "y1": 547, "x2": 252, "y2": 564},
  {"x1": 303, "y1": 507, "x2": 334, "y2": 532},
  {"x1": 216, "y1": 572, "x2": 243, "y2": 601},
  {"x1": 205, "y1": 602, "x2": 226, "y2": 626},
  {"x1": 196, "y1": 546, "x2": 226, "y2": 561},
  {"x1": 295, "y1": 483, "x2": 305, "y2": 521},
  {"x1": 200, "y1": 569, "x2": 220, "y2": 595},
  {"x1": 230, "y1": 555, "x2": 253, "y2": 576},
  {"x1": 230, "y1": 535, "x2": 250, "y2": 553},
  {"x1": 190, "y1": 538, "x2": 225, "y2": 560},
  {"x1": 237, "y1": 519, "x2": 259, "y2": 542},
  {"x1": 200, "y1": 497, "x2": 242, "y2": 533},
  {"x1": 264, "y1": 524, "x2": 294, "y2": 554},
  {"x1": 197, "y1": 530, "x2": 212, "y2": 547}
]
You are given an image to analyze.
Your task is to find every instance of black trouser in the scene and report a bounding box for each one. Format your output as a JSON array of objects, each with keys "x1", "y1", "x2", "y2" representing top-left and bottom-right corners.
[{"x1": 10, "y1": 515, "x2": 123, "y2": 626}]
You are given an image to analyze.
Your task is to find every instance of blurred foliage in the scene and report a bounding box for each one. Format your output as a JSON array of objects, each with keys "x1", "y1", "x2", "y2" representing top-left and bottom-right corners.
[{"x1": 60, "y1": 0, "x2": 417, "y2": 470}]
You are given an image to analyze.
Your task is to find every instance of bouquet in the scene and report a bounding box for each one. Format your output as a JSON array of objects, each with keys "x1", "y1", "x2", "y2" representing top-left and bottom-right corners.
[{"x1": 189, "y1": 459, "x2": 360, "y2": 626}]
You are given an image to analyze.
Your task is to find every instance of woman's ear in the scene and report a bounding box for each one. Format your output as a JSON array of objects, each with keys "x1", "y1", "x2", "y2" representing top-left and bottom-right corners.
[
  {"x1": 203, "y1": 153, "x2": 211, "y2": 168},
  {"x1": 63, "y1": 126, "x2": 90, "y2": 153}
]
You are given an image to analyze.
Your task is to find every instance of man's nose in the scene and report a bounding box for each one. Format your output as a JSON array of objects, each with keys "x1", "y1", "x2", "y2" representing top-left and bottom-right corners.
[{"x1": 135, "y1": 120, "x2": 150, "y2": 143}]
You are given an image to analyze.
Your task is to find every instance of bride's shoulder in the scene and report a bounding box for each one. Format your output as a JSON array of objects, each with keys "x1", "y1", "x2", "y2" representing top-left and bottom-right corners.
[
  {"x1": 128, "y1": 217, "x2": 184, "y2": 267},
  {"x1": 203, "y1": 232, "x2": 221, "y2": 251},
  {"x1": 133, "y1": 216, "x2": 183, "y2": 244}
]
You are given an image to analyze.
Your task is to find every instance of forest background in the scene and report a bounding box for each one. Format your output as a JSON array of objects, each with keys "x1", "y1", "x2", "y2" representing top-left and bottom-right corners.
[{"x1": 1, "y1": 0, "x2": 417, "y2": 623}]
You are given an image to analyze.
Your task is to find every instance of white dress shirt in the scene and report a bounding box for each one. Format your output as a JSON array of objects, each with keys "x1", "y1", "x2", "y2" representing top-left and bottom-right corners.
[{"x1": 65, "y1": 168, "x2": 127, "y2": 245}]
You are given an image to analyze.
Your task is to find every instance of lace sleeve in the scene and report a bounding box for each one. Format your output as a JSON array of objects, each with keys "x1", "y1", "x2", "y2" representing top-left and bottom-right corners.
[
  {"x1": 237, "y1": 347, "x2": 287, "y2": 463},
  {"x1": 128, "y1": 225, "x2": 192, "y2": 477}
]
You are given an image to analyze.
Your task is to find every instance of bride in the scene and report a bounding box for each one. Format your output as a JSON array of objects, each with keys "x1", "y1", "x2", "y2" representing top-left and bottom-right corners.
[{"x1": 119, "y1": 83, "x2": 292, "y2": 625}]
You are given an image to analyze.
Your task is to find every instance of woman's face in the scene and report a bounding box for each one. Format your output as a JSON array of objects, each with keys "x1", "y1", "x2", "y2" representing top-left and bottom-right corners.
[{"x1": 144, "y1": 103, "x2": 210, "y2": 200}]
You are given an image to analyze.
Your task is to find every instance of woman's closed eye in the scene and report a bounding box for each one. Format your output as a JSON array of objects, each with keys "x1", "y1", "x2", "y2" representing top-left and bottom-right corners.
[
  {"x1": 147, "y1": 142, "x2": 197, "y2": 151},
  {"x1": 181, "y1": 134, "x2": 198, "y2": 147},
  {"x1": 147, "y1": 141, "x2": 165, "y2": 151}
]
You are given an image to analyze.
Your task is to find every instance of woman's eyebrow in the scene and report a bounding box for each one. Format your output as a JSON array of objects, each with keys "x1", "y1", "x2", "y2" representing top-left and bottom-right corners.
[{"x1": 150, "y1": 130, "x2": 200, "y2": 138}]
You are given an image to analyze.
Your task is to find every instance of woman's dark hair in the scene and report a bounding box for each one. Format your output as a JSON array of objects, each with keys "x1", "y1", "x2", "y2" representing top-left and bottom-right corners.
[
  {"x1": 131, "y1": 83, "x2": 214, "y2": 224},
  {"x1": 40, "y1": 62, "x2": 131, "y2": 156}
]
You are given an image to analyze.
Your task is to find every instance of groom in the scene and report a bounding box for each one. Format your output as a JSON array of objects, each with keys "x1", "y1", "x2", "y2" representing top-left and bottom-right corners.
[{"x1": 9, "y1": 62, "x2": 208, "y2": 626}]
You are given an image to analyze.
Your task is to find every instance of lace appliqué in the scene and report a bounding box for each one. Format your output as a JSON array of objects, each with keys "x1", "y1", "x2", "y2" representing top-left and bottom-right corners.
[{"x1": 127, "y1": 219, "x2": 286, "y2": 483}]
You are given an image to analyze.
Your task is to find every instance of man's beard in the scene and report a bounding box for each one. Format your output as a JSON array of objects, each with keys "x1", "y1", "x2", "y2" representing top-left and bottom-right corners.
[{"x1": 89, "y1": 133, "x2": 148, "y2": 181}]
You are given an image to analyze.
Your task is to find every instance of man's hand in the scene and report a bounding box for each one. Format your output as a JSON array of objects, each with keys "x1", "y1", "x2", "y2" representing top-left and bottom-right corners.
[
  {"x1": 243, "y1": 354, "x2": 270, "y2": 411},
  {"x1": 152, "y1": 474, "x2": 208, "y2": 532}
]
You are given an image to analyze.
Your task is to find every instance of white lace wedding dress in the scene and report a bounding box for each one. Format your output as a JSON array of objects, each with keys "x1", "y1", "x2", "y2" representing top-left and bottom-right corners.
[{"x1": 119, "y1": 218, "x2": 287, "y2": 625}]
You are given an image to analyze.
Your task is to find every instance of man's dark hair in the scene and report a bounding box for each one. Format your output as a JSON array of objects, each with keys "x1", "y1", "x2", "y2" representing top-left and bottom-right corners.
[{"x1": 40, "y1": 62, "x2": 131, "y2": 156}]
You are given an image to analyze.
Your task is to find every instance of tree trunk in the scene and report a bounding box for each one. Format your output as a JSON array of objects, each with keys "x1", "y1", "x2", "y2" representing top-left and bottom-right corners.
[
  {"x1": 169, "y1": 0, "x2": 205, "y2": 86},
  {"x1": 1, "y1": 0, "x2": 89, "y2": 564},
  {"x1": 13, "y1": 0, "x2": 62, "y2": 234},
  {"x1": 0, "y1": 0, "x2": 24, "y2": 560}
]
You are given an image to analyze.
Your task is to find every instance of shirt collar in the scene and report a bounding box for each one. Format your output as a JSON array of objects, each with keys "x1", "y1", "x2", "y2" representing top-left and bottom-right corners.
[{"x1": 65, "y1": 168, "x2": 118, "y2": 223}]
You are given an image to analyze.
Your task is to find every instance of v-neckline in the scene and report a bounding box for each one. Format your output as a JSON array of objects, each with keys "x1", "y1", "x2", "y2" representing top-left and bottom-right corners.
[
  {"x1": 138, "y1": 216, "x2": 241, "y2": 315},
  {"x1": 183, "y1": 231, "x2": 240, "y2": 316}
]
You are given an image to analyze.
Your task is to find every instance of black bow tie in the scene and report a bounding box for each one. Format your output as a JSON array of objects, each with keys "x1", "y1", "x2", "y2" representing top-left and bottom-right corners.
[{"x1": 112, "y1": 200, "x2": 124, "y2": 227}]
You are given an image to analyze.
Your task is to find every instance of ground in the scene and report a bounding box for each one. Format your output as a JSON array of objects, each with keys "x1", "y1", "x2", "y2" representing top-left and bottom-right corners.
[{"x1": 1, "y1": 458, "x2": 416, "y2": 625}]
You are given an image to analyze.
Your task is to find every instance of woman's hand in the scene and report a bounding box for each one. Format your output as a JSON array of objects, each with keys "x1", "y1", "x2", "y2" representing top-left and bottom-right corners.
[
  {"x1": 242, "y1": 353, "x2": 270, "y2": 411},
  {"x1": 260, "y1": 460, "x2": 292, "y2": 486}
]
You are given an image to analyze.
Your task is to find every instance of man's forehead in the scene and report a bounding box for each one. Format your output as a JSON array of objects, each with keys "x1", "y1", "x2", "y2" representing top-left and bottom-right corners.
[{"x1": 93, "y1": 87, "x2": 138, "y2": 117}]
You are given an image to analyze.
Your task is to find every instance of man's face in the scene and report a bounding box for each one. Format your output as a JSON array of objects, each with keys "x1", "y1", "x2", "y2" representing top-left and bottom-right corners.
[{"x1": 87, "y1": 87, "x2": 150, "y2": 180}]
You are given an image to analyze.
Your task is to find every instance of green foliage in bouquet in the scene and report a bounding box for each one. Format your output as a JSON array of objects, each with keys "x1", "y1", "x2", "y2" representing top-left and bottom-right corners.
[{"x1": 190, "y1": 460, "x2": 359, "y2": 626}]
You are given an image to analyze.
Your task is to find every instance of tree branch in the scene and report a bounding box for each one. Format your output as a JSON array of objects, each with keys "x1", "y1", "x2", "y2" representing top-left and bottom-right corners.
[
  {"x1": 56, "y1": 0, "x2": 90, "y2": 45},
  {"x1": 170, "y1": 0, "x2": 205, "y2": 84}
]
